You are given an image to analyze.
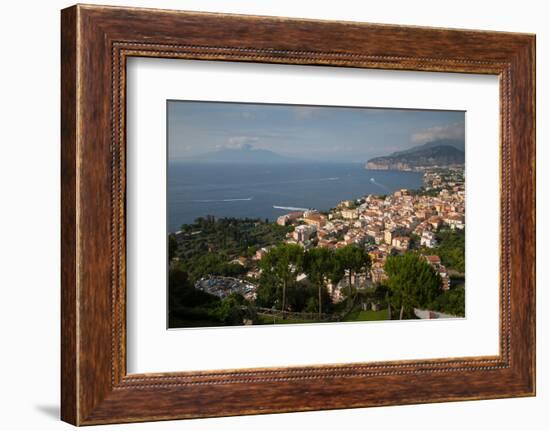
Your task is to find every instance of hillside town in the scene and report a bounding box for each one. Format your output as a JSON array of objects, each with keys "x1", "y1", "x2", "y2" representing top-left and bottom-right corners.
[
  {"x1": 266, "y1": 167, "x2": 464, "y2": 299},
  {"x1": 183, "y1": 167, "x2": 464, "y2": 316}
]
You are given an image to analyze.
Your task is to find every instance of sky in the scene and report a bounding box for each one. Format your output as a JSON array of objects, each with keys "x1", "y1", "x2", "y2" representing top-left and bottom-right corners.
[{"x1": 167, "y1": 100, "x2": 465, "y2": 163}]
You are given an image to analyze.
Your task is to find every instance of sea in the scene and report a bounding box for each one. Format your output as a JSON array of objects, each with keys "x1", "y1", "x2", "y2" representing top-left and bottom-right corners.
[{"x1": 167, "y1": 162, "x2": 423, "y2": 232}]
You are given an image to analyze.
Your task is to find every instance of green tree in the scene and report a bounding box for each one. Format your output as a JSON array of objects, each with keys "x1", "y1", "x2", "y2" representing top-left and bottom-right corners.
[
  {"x1": 167, "y1": 265, "x2": 222, "y2": 327},
  {"x1": 256, "y1": 270, "x2": 280, "y2": 308},
  {"x1": 304, "y1": 247, "x2": 334, "y2": 319},
  {"x1": 434, "y1": 229, "x2": 465, "y2": 273},
  {"x1": 289, "y1": 279, "x2": 314, "y2": 312},
  {"x1": 384, "y1": 252, "x2": 440, "y2": 319},
  {"x1": 334, "y1": 245, "x2": 371, "y2": 304},
  {"x1": 168, "y1": 265, "x2": 191, "y2": 292},
  {"x1": 216, "y1": 293, "x2": 245, "y2": 325},
  {"x1": 168, "y1": 234, "x2": 178, "y2": 261},
  {"x1": 428, "y1": 285, "x2": 465, "y2": 317},
  {"x1": 305, "y1": 297, "x2": 318, "y2": 313},
  {"x1": 259, "y1": 243, "x2": 304, "y2": 313}
]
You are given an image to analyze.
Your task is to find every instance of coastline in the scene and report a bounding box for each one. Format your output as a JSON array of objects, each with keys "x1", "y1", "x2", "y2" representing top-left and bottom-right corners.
[
  {"x1": 168, "y1": 163, "x2": 424, "y2": 231},
  {"x1": 169, "y1": 166, "x2": 465, "y2": 327}
]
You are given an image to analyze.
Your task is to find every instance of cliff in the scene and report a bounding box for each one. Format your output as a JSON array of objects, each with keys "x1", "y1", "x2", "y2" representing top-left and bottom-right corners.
[{"x1": 366, "y1": 140, "x2": 465, "y2": 171}]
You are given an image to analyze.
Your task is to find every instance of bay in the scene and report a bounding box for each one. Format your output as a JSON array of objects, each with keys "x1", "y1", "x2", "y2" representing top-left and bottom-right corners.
[{"x1": 167, "y1": 162, "x2": 423, "y2": 232}]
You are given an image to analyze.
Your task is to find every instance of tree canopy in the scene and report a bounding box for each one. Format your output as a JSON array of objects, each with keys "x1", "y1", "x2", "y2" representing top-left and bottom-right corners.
[
  {"x1": 304, "y1": 247, "x2": 335, "y2": 317},
  {"x1": 334, "y1": 244, "x2": 371, "y2": 302},
  {"x1": 384, "y1": 252, "x2": 440, "y2": 319},
  {"x1": 258, "y1": 243, "x2": 304, "y2": 312},
  {"x1": 434, "y1": 229, "x2": 465, "y2": 273}
]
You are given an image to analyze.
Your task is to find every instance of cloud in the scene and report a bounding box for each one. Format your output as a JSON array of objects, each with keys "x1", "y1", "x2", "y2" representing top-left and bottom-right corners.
[
  {"x1": 216, "y1": 136, "x2": 259, "y2": 150},
  {"x1": 411, "y1": 123, "x2": 465, "y2": 144}
]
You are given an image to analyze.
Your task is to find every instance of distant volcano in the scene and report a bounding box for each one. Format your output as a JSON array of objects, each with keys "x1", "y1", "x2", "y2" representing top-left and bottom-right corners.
[{"x1": 186, "y1": 146, "x2": 298, "y2": 164}]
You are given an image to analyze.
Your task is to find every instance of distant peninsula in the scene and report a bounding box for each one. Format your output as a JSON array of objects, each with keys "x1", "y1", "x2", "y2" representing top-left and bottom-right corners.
[{"x1": 366, "y1": 139, "x2": 465, "y2": 171}]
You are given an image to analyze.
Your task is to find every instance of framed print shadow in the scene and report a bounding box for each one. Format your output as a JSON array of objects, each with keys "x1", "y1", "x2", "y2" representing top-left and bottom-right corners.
[{"x1": 61, "y1": 4, "x2": 536, "y2": 426}]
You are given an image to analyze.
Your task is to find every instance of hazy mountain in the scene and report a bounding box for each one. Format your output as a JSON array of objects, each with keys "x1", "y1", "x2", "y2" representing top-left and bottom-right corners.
[
  {"x1": 186, "y1": 146, "x2": 298, "y2": 164},
  {"x1": 391, "y1": 139, "x2": 464, "y2": 156},
  {"x1": 366, "y1": 140, "x2": 465, "y2": 171}
]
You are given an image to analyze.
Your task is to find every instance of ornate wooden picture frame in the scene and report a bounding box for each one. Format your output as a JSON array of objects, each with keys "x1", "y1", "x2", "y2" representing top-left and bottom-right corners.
[{"x1": 61, "y1": 4, "x2": 535, "y2": 425}]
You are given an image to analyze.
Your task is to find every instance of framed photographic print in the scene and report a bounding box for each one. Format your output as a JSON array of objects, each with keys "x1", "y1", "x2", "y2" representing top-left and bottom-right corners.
[
  {"x1": 164, "y1": 100, "x2": 465, "y2": 330},
  {"x1": 61, "y1": 4, "x2": 535, "y2": 425}
]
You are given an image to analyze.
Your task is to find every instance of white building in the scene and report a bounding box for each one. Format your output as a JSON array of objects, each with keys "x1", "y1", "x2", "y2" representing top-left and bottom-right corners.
[
  {"x1": 341, "y1": 208, "x2": 359, "y2": 220},
  {"x1": 293, "y1": 224, "x2": 317, "y2": 242},
  {"x1": 420, "y1": 230, "x2": 437, "y2": 248},
  {"x1": 276, "y1": 211, "x2": 303, "y2": 226}
]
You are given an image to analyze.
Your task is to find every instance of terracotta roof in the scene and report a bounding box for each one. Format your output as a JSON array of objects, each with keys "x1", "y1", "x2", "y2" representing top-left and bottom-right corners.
[{"x1": 425, "y1": 255, "x2": 441, "y2": 264}]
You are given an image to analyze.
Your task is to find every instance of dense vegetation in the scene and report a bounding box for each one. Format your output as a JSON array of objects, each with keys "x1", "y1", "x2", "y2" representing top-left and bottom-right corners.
[
  {"x1": 169, "y1": 227, "x2": 375, "y2": 326},
  {"x1": 168, "y1": 217, "x2": 465, "y2": 327},
  {"x1": 428, "y1": 285, "x2": 465, "y2": 317},
  {"x1": 433, "y1": 229, "x2": 465, "y2": 273},
  {"x1": 177, "y1": 216, "x2": 291, "y2": 258},
  {"x1": 384, "y1": 252, "x2": 441, "y2": 319},
  {"x1": 168, "y1": 217, "x2": 291, "y2": 327},
  {"x1": 168, "y1": 266, "x2": 259, "y2": 327},
  {"x1": 170, "y1": 217, "x2": 291, "y2": 283},
  {"x1": 257, "y1": 243, "x2": 371, "y2": 316}
]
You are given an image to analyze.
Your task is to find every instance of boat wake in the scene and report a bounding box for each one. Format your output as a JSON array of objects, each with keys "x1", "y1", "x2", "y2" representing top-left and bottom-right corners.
[
  {"x1": 273, "y1": 205, "x2": 310, "y2": 211},
  {"x1": 369, "y1": 178, "x2": 391, "y2": 192},
  {"x1": 192, "y1": 197, "x2": 253, "y2": 203},
  {"x1": 278, "y1": 176, "x2": 339, "y2": 184}
]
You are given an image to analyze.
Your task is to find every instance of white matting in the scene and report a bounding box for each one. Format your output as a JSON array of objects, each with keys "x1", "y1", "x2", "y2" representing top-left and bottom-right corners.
[{"x1": 126, "y1": 58, "x2": 500, "y2": 373}]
